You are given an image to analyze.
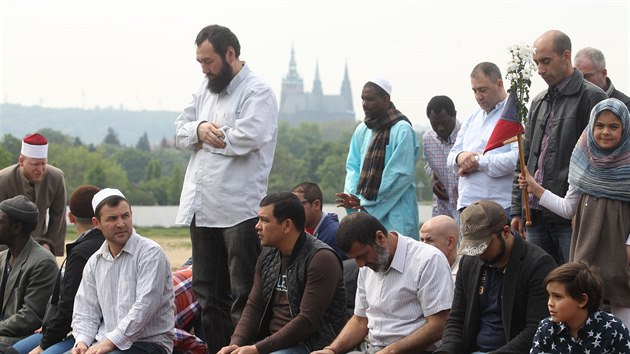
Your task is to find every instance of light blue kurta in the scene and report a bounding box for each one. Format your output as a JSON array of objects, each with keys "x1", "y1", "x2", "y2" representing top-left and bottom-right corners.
[{"x1": 344, "y1": 120, "x2": 420, "y2": 239}]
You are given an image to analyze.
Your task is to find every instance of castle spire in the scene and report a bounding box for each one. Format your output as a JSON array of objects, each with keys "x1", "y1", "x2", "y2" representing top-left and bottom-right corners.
[
  {"x1": 280, "y1": 44, "x2": 304, "y2": 107},
  {"x1": 312, "y1": 59, "x2": 323, "y2": 96},
  {"x1": 340, "y1": 59, "x2": 353, "y2": 111}
]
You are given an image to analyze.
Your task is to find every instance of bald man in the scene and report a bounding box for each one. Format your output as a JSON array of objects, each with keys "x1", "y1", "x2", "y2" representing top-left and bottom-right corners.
[
  {"x1": 510, "y1": 30, "x2": 606, "y2": 265},
  {"x1": 420, "y1": 215, "x2": 461, "y2": 283}
]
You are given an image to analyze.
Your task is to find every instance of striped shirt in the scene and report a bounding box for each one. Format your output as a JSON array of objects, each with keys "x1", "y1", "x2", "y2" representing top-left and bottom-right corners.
[
  {"x1": 72, "y1": 232, "x2": 174, "y2": 353},
  {"x1": 354, "y1": 234, "x2": 454, "y2": 351},
  {"x1": 423, "y1": 121, "x2": 461, "y2": 218}
]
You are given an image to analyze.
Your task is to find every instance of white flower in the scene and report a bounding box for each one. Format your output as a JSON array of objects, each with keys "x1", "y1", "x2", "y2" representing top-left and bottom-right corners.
[{"x1": 505, "y1": 43, "x2": 537, "y2": 124}]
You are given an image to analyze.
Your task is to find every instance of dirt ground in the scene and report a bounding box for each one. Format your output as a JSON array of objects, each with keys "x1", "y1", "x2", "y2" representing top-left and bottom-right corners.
[
  {"x1": 151, "y1": 236, "x2": 193, "y2": 269},
  {"x1": 57, "y1": 235, "x2": 193, "y2": 270}
]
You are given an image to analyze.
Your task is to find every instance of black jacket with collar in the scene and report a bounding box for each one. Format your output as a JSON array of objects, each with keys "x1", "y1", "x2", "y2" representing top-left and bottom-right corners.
[
  {"x1": 438, "y1": 234, "x2": 557, "y2": 354},
  {"x1": 40, "y1": 228, "x2": 105, "y2": 349}
]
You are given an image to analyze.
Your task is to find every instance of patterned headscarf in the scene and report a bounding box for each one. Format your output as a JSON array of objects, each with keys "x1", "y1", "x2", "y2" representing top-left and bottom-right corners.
[{"x1": 568, "y1": 98, "x2": 630, "y2": 202}]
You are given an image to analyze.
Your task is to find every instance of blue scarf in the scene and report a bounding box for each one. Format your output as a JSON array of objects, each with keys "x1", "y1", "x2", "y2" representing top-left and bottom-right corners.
[{"x1": 568, "y1": 98, "x2": 630, "y2": 202}]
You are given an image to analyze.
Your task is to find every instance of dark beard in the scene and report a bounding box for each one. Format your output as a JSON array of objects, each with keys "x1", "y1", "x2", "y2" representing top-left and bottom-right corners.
[
  {"x1": 206, "y1": 59, "x2": 234, "y2": 93},
  {"x1": 483, "y1": 234, "x2": 506, "y2": 266}
]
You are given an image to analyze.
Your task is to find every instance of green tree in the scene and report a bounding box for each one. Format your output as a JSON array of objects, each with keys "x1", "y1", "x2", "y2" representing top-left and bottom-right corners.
[
  {"x1": 112, "y1": 148, "x2": 151, "y2": 184},
  {"x1": 136, "y1": 132, "x2": 151, "y2": 151},
  {"x1": 1, "y1": 134, "x2": 21, "y2": 162},
  {"x1": 103, "y1": 127, "x2": 121, "y2": 146},
  {"x1": 145, "y1": 160, "x2": 162, "y2": 180},
  {"x1": 166, "y1": 165, "x2": 184, "y2": 205},
  {"x1": 0, "y1": 146, "x2": 13, "y2": 167},
  {"x1": 37, "y1": 128, "x2": 75, "y2": 146},
  {"x1": 85, "y1": 165, "x2": 107, "y2": 188}
]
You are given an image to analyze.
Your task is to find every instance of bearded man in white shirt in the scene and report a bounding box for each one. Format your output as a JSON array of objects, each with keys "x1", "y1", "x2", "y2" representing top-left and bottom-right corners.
[
  {"x1": 174, "y1": 24, "x2": 278, "y2": 354},
  {"x1": 70, "y1": 189, "x2": 174, "y2": 354},
  {"x1": 313, "y1": 212, "x2": 453, "y2": 354}
]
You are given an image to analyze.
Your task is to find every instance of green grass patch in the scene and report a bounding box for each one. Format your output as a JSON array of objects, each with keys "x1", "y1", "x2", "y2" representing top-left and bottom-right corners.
[{"x1": 65, "y1": 226, "x2": 190, "y2": 241}]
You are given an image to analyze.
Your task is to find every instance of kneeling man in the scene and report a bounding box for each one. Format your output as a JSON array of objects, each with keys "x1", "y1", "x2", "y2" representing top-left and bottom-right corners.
[
  {"x1": 218, "y1": 192, "x2": 346, "y2": 354},
  {"x1": 70, "y1": 189, "x2": 174, "y2": 354}
]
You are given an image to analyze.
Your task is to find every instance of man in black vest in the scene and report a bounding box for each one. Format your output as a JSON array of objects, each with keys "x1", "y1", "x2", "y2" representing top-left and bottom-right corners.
[{"x1": 218, "y1": 192, "x2": 346, "y2": 354}]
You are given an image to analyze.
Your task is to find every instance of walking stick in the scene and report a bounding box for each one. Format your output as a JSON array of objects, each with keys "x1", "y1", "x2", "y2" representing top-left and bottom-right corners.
[{"x1": 517, "y1": 134, "x2": 532, "y2": 226}]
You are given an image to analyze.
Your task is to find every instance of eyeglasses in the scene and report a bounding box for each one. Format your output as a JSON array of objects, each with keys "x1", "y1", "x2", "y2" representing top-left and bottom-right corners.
[
  {"x1": 299, "y1": 200, "x2": 312, "y2": 205},
  {"x1": 582, "y1": 70, "x2": 602, "y2": 80}
]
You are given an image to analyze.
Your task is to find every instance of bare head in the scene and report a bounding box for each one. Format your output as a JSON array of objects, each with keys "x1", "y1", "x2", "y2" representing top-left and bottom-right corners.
[
  {"x1": 420, "y1": 215, "x2": 458, "y2": 265},
  {"x1": 533, "y1": 30, "x2": 574, "y2": 87}
]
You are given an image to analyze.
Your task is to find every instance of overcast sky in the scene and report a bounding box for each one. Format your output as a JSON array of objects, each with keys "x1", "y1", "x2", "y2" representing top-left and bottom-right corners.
[{"x1": 1, "y1": 0, "x2": 628, "y2": 129}]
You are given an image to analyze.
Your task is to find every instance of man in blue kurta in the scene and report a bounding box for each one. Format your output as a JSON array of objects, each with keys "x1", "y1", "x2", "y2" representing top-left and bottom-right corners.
[{"x1": 336, "y1": 78, "x2": 420, "y2": 239}]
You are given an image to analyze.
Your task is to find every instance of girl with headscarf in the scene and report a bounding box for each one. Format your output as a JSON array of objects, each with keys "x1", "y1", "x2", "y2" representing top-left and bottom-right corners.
[{"x1": 519, "y1": 98, "x2": 630, "y2": 325}]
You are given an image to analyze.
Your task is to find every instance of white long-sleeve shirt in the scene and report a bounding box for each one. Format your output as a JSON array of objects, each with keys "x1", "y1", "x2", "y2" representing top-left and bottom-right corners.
[
  {"x1": 72, "y1": 232, "x2": 174, "y2": 352},
  {"x1": 175, "y1": 63, "x2": 278, "y2": 227},
  {"x1": 446, "y1": 100, "x2": 518, "y2": 210}
]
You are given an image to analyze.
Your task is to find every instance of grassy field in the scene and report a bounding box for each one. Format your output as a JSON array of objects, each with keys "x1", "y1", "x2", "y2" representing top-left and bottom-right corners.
[{"x1": 64, "y1": 226, "x2": 192, "y2": 269}]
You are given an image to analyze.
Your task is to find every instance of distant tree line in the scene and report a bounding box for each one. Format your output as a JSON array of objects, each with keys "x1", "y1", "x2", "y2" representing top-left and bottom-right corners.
[{"x1": 0, "y1": 122, "x2": 433, "y2": 206}]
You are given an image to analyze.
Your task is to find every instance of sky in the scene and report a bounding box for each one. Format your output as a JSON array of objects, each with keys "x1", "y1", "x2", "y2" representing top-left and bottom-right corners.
[{"x1": 1, "y1": 0, "x2": 628, "y2": 129}]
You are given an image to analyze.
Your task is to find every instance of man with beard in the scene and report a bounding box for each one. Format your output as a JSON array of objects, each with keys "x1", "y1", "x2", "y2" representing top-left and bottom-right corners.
[
  {"x1": 336, "y1": 78, "x2": 420, "y2": 240},
  {"x1": 313, "y1": 212, "x2": 453, "y2": 354},
  {"x1": 436, "y1": 200, "x2": 556, "y2": 354},
  {"x1": 174, "y1": 25, "x2": 278, "y2": 353},
  {"x1": 0, "y1": 133, "x2": 66, "y2": 256}
]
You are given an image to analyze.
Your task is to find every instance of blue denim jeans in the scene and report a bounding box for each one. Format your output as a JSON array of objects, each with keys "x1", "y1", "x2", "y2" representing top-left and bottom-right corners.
[
  {"x1": 190, "y1": 216, "x2": 260, "y2": 354},
  {"x1": 525, "y1": 210, "x2": 572, "y2": 265},
  {"x1": 61, "y1": 342, "x2": 165, "y2": 354},
  {"x1": 12, "y1": 333, "x2": 74, "y2": 354},
  {"x1": 269, "y1": 343, "x2": 310, "y2": 354}
]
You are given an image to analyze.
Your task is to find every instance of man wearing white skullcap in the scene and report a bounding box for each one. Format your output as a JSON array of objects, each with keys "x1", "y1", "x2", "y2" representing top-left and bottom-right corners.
[
  {"x1": 71, "y1": 188, "x2": 175, "y2": 353},
  {"x1": 0, "y1": 133, "x2": 66, "y2": 256},
  {"x1": 336, "y1": 78, "x2": 420, "y2": 239}
]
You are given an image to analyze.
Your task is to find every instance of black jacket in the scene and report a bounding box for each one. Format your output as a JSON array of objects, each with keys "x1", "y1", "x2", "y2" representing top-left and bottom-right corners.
[
  {"x1": 438, "y1": 234, "x2": 557, "y2": 354},
  {"x1": 40, "y1": 228, "x2": 105, "y2": 349}
]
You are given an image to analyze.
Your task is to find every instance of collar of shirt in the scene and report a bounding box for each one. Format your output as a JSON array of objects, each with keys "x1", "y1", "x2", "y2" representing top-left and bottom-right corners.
[
  {"x1": 97, "y1": 231, "x2": 139, "y2": 260},
  {"x1": 439, "y1": 119, "x2": 461, "y2": 145},
  {"x1": 386, "y1": 232, "x2": 409, "y2": 274},
  {"x1": 550, "y1": 71, "x2": 574, "y2": 95},
  {"x1": 224, "y1": 62, "x2": 250, "y2": 96}
]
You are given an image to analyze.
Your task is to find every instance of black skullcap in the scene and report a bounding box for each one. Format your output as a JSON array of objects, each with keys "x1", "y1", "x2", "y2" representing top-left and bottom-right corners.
[{"x1": 0, "y1": 195, "x2": 38, "y2": 224}]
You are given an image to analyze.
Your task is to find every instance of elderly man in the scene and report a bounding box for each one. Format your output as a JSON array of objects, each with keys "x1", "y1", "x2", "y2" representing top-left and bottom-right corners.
[
  {"x1": 510, "y1": 30, "x2": 607, "y2": 265},
  {"x1": 437, "y1": 200, "x2": 556, "y2": 354},
  {"x1": 0, "y1": 196, "x2": 58, "y2": 345},
  {"x1": 337, "y1": 78, "x2": 420, "y2": 239},
  {"x1": 218, "y1": 192, "x2": 346, "y2": 354},
  {"x1": 420, "y1": 215, "x2": 461, "y2": 283},
  {"x1": 174, "y1": 24, "x2": 278, "y2": 353},
  {"x1": 447, "y1": 62, "x2": 518, "y2": 221},
  {"x1": 0, "y1": 133, "x2": 66, "y2": 256},
  {"x1": 70, "y1": 189, "x2": 174, "y2": 354},
  {"x1": 574, "y1": 47, "x2": 630, "y2": 109},
  {"x1": 313, "y1": 212, "x2": 453, "y2": 354}
]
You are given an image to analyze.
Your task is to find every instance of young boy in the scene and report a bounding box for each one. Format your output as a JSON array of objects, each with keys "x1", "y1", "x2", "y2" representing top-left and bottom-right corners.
[{"x1": 530, "y1": 262, "x2": 630, "y2": 353}]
